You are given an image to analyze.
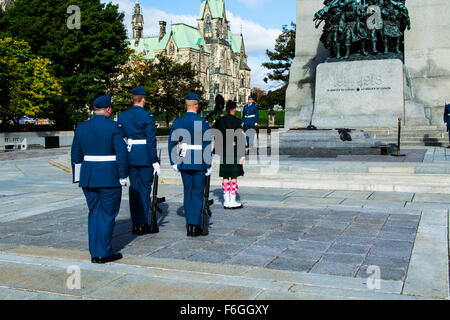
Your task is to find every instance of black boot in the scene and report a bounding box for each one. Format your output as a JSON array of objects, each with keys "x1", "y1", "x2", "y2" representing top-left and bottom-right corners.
[
  {"x1": 193, "y1": 225, "x2": 204, "y2": 237},
  {"x1": 93, "y1": 253, "x2": 123, "y2": 264},
  {"x1": 187, "y1": 224, "x2": 194, "y2": 237},
  {"x1": 142, "y1": 223, "x2": 158, "y2": 234},
  {"x1": 132, "y1": 224, "x2": 145, "y2": 236}
]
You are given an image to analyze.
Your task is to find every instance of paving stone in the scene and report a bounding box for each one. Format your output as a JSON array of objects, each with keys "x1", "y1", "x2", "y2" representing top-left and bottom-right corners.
[
  {"x1": 327, "y1": 243, "x2": 371, "y2": 255},
  {"x1": 266, "y1": 257, "x2": 315, "y2": 272},
  {"x1": 377, "y1": 231, "x2": 416, "y2": 242},
  {"x1": 299, "y1": 233, "x2": 339, "y2": 242},
  {"x1": 280, "y1": 248, "x2": 323, "y2": 261},
  {"x1": 189, "y1": 251, "x2": 233, "y2": 264},
  {"x1": 150, "y1": 248, "x2": 197, "y2": 259},
  {"x1": 319, "y1": 253, "x2": 366, "y2": 265},
  {"x1": 263, "y1": 230, "x2": 301, "y2": 241},
  {"x1": 310, "y1": 261, "x2": 359, "y2": 277},
  {"x1": 326, "y1": 190, "x2": 373, "y2": 200},
  {"x1": 363, "y1": 254, "x2": 409, "y2": 270},
  {"x1": 227, "y1": 254, "x2": 276, "y2": 267},
  {"x1": 357, "y1": 264, "x2": 407, "y2": 281},
  {"x1": 232, "y1": 228, "x2": 267, "y2": 237},
  {"x1": 254, "y1": 238, "x2": 296, "y2": 250},
  {"x1": 288, "y1": 240, "x2": 331, "y2": 251},
  {"x1": 368, "y1": 192, "x2": 414, "y2": 202},
  {"x1": 240, "y1": 245, "x2": 284, "y2": 257}
]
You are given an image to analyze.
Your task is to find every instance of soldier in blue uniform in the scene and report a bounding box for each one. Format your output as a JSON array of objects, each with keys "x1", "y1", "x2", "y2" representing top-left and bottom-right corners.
[
  {"x1": 242, "y1": 96, "x2": 259, "y2": 149},
  {"x1": 117, "y1": 87, "x2": 160, "y2": 235},
  {"x1": 168, "y1": 93, "x2": 212, "y2": 237},
  {"x1": 444, "y1": 103, "x2": 450, "y2": 148},
  {"x1": 71, "y1": 94, "x2": 128, "y2": 264}
]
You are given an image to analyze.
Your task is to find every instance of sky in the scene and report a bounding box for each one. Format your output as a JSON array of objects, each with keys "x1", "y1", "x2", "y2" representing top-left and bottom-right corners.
[{"x1": 102, "y1": 0, "x2": 297, "y2": 91}]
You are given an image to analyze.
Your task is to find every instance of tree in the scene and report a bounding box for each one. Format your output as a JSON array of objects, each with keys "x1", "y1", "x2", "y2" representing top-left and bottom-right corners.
[
  {"x1": 0, "y1": 0, "x2": 129, "y2": 128},
  {"x1": 147, "y1": 54, "x2": 204, "y2": 127},
  {"x1": 0, "y1": 38, "x2": 62, "y2": 129},
  {"x1": 251, "y1": 87, "x2": 266, "y2": 102},
  {"x1": 258, "y1": 87, "x2": 287, "y2": 110},
  {"x1": 111, "y1": 51, "x2": 159, "y2": 114},
  {"x1": 262, "y1": 22, "x2": 296, "y2": 86}
]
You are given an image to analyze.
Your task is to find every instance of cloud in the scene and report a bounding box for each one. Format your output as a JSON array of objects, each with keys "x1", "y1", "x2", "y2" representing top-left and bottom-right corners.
[
  {"x1": 226, "y1": 11, "x2": 280, "y2": 55},
  {"x1": 108, "y1": 0, "x2": 281, "y2": 90}
]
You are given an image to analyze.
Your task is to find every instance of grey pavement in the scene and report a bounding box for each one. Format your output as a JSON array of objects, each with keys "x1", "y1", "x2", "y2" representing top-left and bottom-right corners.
[{"x1": 0, "y1": 148, "x2": 448, "y2": 299}]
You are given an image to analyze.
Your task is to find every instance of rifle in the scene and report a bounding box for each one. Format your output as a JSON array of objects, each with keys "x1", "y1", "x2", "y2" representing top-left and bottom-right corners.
[
  {"x1": 150, "y1": 150, "x2": 166, "y2": 233},
  {"x1": 201, "y1": 175, "x2": 214, "y2": 236}
]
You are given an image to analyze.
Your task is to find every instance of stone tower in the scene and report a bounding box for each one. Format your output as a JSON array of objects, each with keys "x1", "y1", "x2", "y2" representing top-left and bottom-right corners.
[{"x1": 132, "y1": 1, "x2": 144, "y2": 45}]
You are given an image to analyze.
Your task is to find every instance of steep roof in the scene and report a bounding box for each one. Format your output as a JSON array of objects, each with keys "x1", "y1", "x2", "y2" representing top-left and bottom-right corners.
[
  {"x1": 155, "y1": 23, "x2": 210, "y2": 53},
  {"x1": 127, "y1": 37, "x2": 159, "y2": 59},
  {"x1": 199, "y1": 0, "x2": 225, "y2": 19},
  {"x1": 228, "y1": 30, "x2": 242, "y2": 54}
]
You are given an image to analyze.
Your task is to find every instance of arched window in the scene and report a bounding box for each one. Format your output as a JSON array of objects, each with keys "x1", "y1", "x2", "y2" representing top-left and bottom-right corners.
[
  {"x1": 169, "y1": 43, "x2": 175, "y2": 55},
  {"x1": 206, "y1": 68, "x2": 210, "y2": 82},
  {"x1": 205, "y1": 16, "x2": 212, "y2": 34},
  {"x1": 241, "y1": 75, "x2": 245, "y2": 87}
]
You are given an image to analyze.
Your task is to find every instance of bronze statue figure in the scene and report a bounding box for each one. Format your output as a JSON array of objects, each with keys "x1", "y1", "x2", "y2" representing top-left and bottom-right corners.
[{"x1": 314, "y1": 0, "x2": 411, "y2": 60}]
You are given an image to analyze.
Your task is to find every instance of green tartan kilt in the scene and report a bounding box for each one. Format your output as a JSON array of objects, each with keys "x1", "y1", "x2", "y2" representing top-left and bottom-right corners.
[{"x1": 219, "y1": 155, "x2": 244, "y2": 178}]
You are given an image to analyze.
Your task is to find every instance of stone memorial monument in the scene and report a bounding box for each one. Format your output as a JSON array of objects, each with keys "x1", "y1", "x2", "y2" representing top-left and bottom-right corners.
[{"x1": 281, "y1": 0, "x2": 450, "y2": 155}]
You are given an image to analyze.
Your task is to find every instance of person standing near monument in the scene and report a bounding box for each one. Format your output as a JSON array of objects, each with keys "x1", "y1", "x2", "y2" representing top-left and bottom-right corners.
[
  {"x1": 242, "y1": 96, "x2": 259, "y2": 150},
  {"x1": 443, "y1": 103, "x2": 450, "y2": 148},
  {"x1": 117, "y1": 87, "x2": 160, "y2": 236},
  {"x1": 168, "y1": 93, "x2": 213, "y2": 237},
  {"x1": 206, "y1": 92, "x2": 225, "y2": 121},
  {"x1": 71, "y1": 94, "x2": 128, "y2": 264},
  {"x1": 213, "y1": 100, "x2": 245, "y2": 209}
]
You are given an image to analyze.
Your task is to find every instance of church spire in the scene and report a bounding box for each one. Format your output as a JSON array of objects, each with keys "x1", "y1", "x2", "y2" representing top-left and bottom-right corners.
[{"x1": 132, "y1": 1, "x2": 144, "y2": 45}]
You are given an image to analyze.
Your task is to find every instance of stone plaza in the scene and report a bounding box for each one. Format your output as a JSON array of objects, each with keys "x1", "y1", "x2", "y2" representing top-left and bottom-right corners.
[{"x1": 0, "y1": 143, "x2": 448, "y2": 300}]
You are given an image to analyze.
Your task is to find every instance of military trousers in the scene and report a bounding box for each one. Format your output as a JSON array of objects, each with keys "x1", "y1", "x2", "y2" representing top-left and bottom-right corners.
[
  {"x1": 180, "y1": 170, "x2": 206, "y2": 227},
  {"x1": 244, "y1": 124, "x2": 256, "y2": 147},
  {"x1": 83, "y1": 187, "x2": 122, "y2": 259},
  {"x1": 129, "y1": 166, "x2": 154, "y2": 225}
]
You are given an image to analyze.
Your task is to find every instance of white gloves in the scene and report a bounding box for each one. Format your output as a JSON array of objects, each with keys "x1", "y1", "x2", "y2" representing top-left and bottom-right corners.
[
  {"x1": 206, "y1": 167, "x2": 212, "y2": 177},
  {"x1": 172, "y1": 164, "x2": 179, "y2": 173},
  {"x1": 152, "y1": 162, "x2": 161, "y2": 176},
  {"x1": 239, "y1": 157, "x2": 245, "y2": 165},
  {"x1": 120, "y1": 178, "x2": 128, "y2": 186},
  {"x1": 255, "y1": 123, "x2": 258, "y2": 127}
]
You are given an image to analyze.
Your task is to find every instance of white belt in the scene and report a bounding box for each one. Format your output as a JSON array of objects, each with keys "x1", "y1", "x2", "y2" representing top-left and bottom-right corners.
[
  {"x1": 180, "y1": 143, "x2": 202, "y2": 157},
  {"x1": 181, "y1": 143, "x2": 202, "y2": 150},
  {"x1": 245, "y1": 115, "x2": 256, "y2": 118},
  {"x1": 127, "y1": 139, "x2": 146, "y2": 152},
  {"x1": 84, "y1": 155, "x2": 116, "y2": 162}
]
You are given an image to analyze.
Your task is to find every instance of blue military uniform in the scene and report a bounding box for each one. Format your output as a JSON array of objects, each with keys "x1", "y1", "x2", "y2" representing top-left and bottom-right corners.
[
  {"x1": 71, "y1": 94, "x2": 128, "y2": 260},
  {"x1": 444, "y1": 104, "x2": 450, "y2": 143},
  {"x1": 242, "y1": 99, "x2": 259, "y2": 147},
  {"x1": 168, "y1": 93, "x2": 212, "y2": 235},
  {"x1": 117, "y1": 87, "x2": 158, "y2": 232}
]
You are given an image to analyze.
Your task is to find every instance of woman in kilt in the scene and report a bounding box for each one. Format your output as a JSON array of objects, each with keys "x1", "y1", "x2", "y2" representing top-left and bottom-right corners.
[{"x1": 212, "y1": 100, "x2": 246, "y2": 209}]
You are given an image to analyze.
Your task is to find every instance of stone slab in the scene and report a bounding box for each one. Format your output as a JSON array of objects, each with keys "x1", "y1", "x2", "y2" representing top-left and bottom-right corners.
[{"x1": 313, "y1": 59, "x2": 405, "y2": 128}]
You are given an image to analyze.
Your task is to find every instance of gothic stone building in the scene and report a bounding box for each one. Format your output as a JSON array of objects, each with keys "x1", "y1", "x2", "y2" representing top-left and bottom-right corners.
[{"x1": 128, "y1": 0, "x2": 251, "y2": 106}]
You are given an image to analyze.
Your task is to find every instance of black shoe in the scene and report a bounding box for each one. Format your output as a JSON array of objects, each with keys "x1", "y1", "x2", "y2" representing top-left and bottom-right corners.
[
  {"x1": 132, "y1": 224, "x2": 145, "y2": 236},
  {"x1": 94, "y1": 253, "x2": 123, "y2": 264},
  {"x1": 187, "y1": 224, "x2": 194, "y2": 237},
  {"x1": 142, "y1": 223, "x2": 159, "y2": 234},
  {"x1": 193, "y1": 225, "x2": 205, "y2": 237},
  {"x1": 91, "y1": 257, "x2": 99, "y2": 263}
]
